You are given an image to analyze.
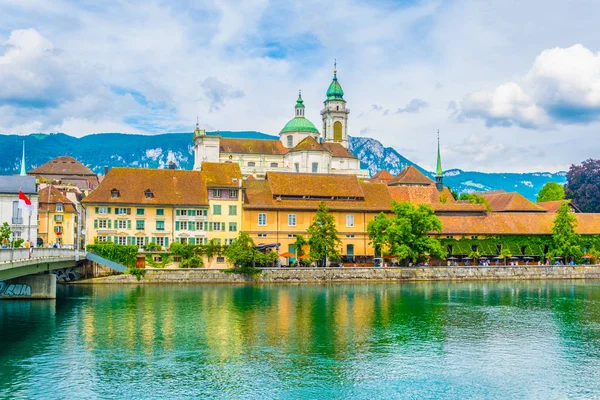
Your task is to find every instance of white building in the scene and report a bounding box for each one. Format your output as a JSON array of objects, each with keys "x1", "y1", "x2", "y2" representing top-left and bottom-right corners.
[
  {"x1": 0, "y1": 176, "x2": 39, "y2": 246},
  {"x1": 192, "y1": 68, "x2": 369, "y2": 179}
]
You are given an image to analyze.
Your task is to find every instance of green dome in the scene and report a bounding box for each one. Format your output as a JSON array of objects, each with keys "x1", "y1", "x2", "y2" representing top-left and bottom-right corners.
[
  {"x1": 280, "y1": 116, "x2": 319, "y2": 134},
  {"x1": 326, "y1": 72, "x2": 345, "y2": 101}
]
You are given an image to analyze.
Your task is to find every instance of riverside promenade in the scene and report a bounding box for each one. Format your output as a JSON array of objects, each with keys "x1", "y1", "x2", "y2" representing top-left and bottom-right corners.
[{"x1": 73, "y1": 265, "x2": 600, "y2": 284}]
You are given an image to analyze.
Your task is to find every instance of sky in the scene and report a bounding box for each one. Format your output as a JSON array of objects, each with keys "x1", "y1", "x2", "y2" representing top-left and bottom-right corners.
[{"x1": 1, "y1": 0, "x2": 600, "y2": 173}]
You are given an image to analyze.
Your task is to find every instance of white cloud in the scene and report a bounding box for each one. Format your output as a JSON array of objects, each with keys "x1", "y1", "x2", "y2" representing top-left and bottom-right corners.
[
  {"x1": 460, "y1": 82, "x2": 549, "y2": 128},
  {"x1": 458, "y1": 44, "x2": 600, "y2": 127}
]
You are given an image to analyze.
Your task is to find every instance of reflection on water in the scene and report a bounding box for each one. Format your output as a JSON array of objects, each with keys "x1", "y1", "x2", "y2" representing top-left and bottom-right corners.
[{"x1": 2, "y1": 281, "x2": 600, "y2": 399}]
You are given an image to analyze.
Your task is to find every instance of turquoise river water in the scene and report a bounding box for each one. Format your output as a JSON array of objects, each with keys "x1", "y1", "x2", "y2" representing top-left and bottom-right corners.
[{"x1": 2, "y1": 281, "x2": 600, "y2": 399}]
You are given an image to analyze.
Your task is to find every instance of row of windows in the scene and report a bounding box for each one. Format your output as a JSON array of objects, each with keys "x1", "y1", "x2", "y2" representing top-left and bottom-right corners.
[
  {"x1": 212, "y1": 205, "x2": 237, "y2": 216},
  {"x1": 212, "y1": 189, "x2": 238, "y2": 199},
  {"x1": 175, "y1": 221, "x2": 237, "y2": 232},
  {"x1": 96, "y1": 207, "x2": 207, "y2": 217},
  {"x1": 257, "y1": 213, "x2": 355, "y2": 227}
]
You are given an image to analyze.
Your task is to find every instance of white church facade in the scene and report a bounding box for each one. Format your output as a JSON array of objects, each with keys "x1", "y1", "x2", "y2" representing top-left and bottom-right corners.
[{"x1": 192, "y1": 68, "x2": 369, "y2": 179}]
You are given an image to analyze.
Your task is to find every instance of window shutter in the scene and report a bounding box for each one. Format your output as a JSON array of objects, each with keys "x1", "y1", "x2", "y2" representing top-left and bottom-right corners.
[
  {"x1": 127, "y1": 220, "x2": 132, "y2": 229},
  {"x1": 107, "y1": 207, "x2": 111, "y2": 213},
  {"x1": 113, "y1": 236, "x2": 118, "y2": 243},
  {"x1": 107, "y1": 220, "x2": 112, "y2": 228},
  {"x1": 95, "y1": 207, "x2": 99, "y2": 213},
  {"x1": 106, "y1": 236, "x2": 111, "y2": 243},
  {"x1": 94, "y1": 220, "x2": 98, "y2": 228},
  {"x1": 114, "y1": 219, "x2": 118, "y2": 228},
  {"x1": 151, "y1": 237, "x2": 156, "y2": 243},
  {"x1": 175, "y1": 221, "x2": 180, "y2": 231},
  {"x1": 221, "y1": 223, "x2": 225, "y2": 231},
  {"x1": 189, "y1": 222, "x2": 195, "y2": 231},
  {"x1": 203, "y1": 222, "x2": 208, "y2": 231},
  {"x1": 164, "y1": 237, "x2": 169, "y2": 247},
  {"x1": 176, "y1": 210, "x2": 180, "y2": 216},
  {"x1": 209, "y1": 222, "x2": 213, "y2": 231},
  {"x1": 115, "y1": 208, "x2": 118, "y2": 214}
]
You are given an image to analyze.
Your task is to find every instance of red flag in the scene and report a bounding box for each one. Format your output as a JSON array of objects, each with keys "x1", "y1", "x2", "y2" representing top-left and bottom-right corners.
[{"x1": 18, "y1": 190, "x2": 33, "y2": 212}]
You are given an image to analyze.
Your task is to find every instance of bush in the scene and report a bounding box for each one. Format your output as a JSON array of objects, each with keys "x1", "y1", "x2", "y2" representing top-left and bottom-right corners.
[
  {"x1": 87, "y1": 243, "x2": 139, "y2": 268},
  {"x1": 180, "y1": 256, "x2": 204, "y2": 269},
  {"x1": 143, "y1": 242, "x2": 162, "y2": 251},
  {"x1": 128, "y1": 267, "x2": 146, "y2": 281}
]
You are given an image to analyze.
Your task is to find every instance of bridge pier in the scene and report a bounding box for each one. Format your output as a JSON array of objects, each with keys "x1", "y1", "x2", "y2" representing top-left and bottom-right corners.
[{"x1": 0, "y1": 274, "x2": 56, "y2": 300}]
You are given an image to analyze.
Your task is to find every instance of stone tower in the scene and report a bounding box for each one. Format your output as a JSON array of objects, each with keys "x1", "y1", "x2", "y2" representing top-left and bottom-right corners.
[
  {"x1": 321, "y1": 63, "x2": 349, "y2": 149},
  {"x1": 192, "y1": 121, "x2": 220, "y2": 170}
]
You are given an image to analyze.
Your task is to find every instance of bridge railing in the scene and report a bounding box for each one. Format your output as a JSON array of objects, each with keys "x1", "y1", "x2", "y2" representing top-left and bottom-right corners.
[{"x1": 0, "y1": 248, "x2": 77, "y2": 263}]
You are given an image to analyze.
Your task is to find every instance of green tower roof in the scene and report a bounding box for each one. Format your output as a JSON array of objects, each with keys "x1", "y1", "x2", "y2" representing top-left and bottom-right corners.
[
  {"x1": 296, "y1": 90, "x2": 304, "y2": 107},
  {"x1": 326, "y1": 70, "x2": 345, "y2": 102},
  {"x1": 436, "y1": 134, "x2": 443, "y2": 176},
  {"x1": 280, "y1": 116, "x2": 319, "y2": 134}
]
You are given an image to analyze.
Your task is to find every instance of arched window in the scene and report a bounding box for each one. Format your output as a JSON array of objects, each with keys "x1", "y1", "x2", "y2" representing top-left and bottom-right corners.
[
  {"x1": 287, "y1": 135, "x2": 293, "y2": 147},
  {"x1": 336, "y1": 105, "x2": 339, "y2": 111},
  {"x1": 333, "y1": 121, "x2": 343, "y2": 142}
]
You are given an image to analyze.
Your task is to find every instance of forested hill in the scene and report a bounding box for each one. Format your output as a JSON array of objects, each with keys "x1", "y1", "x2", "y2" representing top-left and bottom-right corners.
[{"x1": 0, "y1": 132, "x2": 566, "y2": 200}]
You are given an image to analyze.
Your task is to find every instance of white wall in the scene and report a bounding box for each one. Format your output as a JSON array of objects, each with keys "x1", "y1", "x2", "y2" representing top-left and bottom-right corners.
[{"x1": 0, "y1": 194, "x2": 38, "y2": 245}]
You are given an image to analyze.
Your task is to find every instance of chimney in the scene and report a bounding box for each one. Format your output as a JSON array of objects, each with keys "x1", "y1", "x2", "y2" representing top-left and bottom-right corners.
[
  {"x1": 168, "y1": 161, "x2": 176, "y2": 170},
  {"x1": 104, "y1": 165, "x2": 109, "y2": 175}
]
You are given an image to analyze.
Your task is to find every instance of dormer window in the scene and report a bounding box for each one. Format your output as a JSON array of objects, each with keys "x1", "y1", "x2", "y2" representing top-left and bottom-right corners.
[
  {"x1": 111, "y1": 189, "x2": 119, "y2": 198},
  {"x1": 144, "y1": 189, "x2": 154, "y2": 199},
  {"x1": 56, "y1": 203, "x2": 63, "y2": 212}
]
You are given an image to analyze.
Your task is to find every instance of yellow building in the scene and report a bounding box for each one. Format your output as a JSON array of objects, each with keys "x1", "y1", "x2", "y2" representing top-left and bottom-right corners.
[
  {"x1": 243, "y1": 172, "x2": 393, "y2": 265},
  {"x1": 201, "y1": 162, "x2": 244, "y2": 246},
  {"x1": 38, "y1": 185, "x2": 78, "y2": 247},
  {"x1": 81, "y1": 163, "x2": 244, "y2": 250}
]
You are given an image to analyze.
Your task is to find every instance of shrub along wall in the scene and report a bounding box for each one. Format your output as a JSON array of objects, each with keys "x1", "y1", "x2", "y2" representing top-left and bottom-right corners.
[{"x1": 440, "y1": 235, "x2": 600, "y2": 259}]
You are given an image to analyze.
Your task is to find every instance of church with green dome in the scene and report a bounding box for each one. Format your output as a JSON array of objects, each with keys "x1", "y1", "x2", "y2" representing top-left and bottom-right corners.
[{"x1": 193, "y1": 67, "x2": 368, "y2": 179}]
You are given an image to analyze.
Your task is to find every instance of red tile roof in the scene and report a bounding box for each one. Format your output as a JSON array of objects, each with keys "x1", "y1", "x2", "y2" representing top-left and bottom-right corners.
[
  {"x1": 481, "y1": 192, "x2": 546, "y2": 212},
  {"x1": 266, "y1": 172, "x2": 365, "y2": 198},
  {"x1": 321, "y1": 142, "x2": 356, "y2": 158},
  {"x1": 82, "y1": 168, "x2": 209, "y2": 206},
  {"x1": 219, "y1": 138, "x2": 288, "y2": 155},
  {"x1": 388, "y1": 166, "x2": 435, "y2": 186},
  {"x1": 244, "y1": 178, "x2": 393, "y2": 211},
  {"x1": 38, "y1": 185, "x2": 77, "y2": 213},
  {"x1": 200, "y1": 162, "x2": 243, "y2": 188},
  {"x1": 536, "y1": 200, "x2": 580, "y2": 213},
  {"x1": 439, "y1": 213, "x2": 600, "y2": 235},
  {"x1": 289, "y1": 136, "x2": 326, "y2": 152},
  {"x1": 370, "y1": 170, "x2": 394, "y2": 183},
  {"x1": 29, "y1": 156, "x2": 96, "y2": 176}
]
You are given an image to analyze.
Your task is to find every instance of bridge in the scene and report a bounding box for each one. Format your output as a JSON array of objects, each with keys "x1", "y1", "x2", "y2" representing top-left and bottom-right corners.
[{"x1": 0, "y1": 248, "x2": 127, "y2": 299}]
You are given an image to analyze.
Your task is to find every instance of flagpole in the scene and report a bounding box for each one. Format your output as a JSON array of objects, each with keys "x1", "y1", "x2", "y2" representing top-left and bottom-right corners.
[{"x1": 28, "y1": 209, "x2": 32, "y2": 245}]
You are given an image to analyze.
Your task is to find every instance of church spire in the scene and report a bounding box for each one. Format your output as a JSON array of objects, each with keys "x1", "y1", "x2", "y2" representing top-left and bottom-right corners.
[
  {"x1": 20, "y1": 141, "x2": 26, "y2": 176},
  {"x1": 295, "y1": 90, "x2": 305, "y2": 117},
  {"x1": 435, "y1": 130, "x2": 443, "y2": 192}
]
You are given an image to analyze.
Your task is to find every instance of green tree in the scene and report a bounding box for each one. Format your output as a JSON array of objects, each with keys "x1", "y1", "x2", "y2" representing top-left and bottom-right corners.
[
  {"x1": 367, "y1": 201, "x2": 446, "y2": 265},
  {"x1": 458, "y1": 193, "x2": 491, "y2": 211},
  {"x1": 225, "y1": 232, "x2": 259, "y2": 267},
  {"x1": 551, "y1": 202, "x2": 582, "y2": 262},
  {"x1": 367, "y1": 212, "x2": 390, "y2": 257},
  {"x1": 307, "y1": 201, "x2": 341, "y2": 265},
  {"x1": 537, "y1": 182, "x2": 565, "y2": 202},
  {"x1": 294, "y1": 235, "x2": 308, "y2": 258},
  {"x1": 0, "y1": 222, "x2": 11, "y2": 245}
]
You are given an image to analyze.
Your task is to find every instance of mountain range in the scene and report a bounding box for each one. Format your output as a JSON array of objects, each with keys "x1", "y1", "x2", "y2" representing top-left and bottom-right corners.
[{"x1": 0, "y1": 132, "x2": 566, "y2": 200}]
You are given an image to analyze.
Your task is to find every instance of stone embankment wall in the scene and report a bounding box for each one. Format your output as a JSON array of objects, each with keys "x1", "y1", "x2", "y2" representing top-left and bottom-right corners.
[{"x1": 74, "y1": 265, "x2": 600, "y2": 284}]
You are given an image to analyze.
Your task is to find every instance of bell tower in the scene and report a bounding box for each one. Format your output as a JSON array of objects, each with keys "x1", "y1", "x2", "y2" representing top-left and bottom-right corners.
[{"x1": 321, "y1": 61, "x2": 350, "y2": 148}]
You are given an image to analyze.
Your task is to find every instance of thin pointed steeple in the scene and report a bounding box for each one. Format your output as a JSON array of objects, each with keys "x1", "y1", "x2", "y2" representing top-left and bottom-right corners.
[
  {"x1": 20, "y1": 141, "x2": 26, "y2": 176},
  {"x1": 435, "y1": 130, "x2": 443, "y2": 192}
]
